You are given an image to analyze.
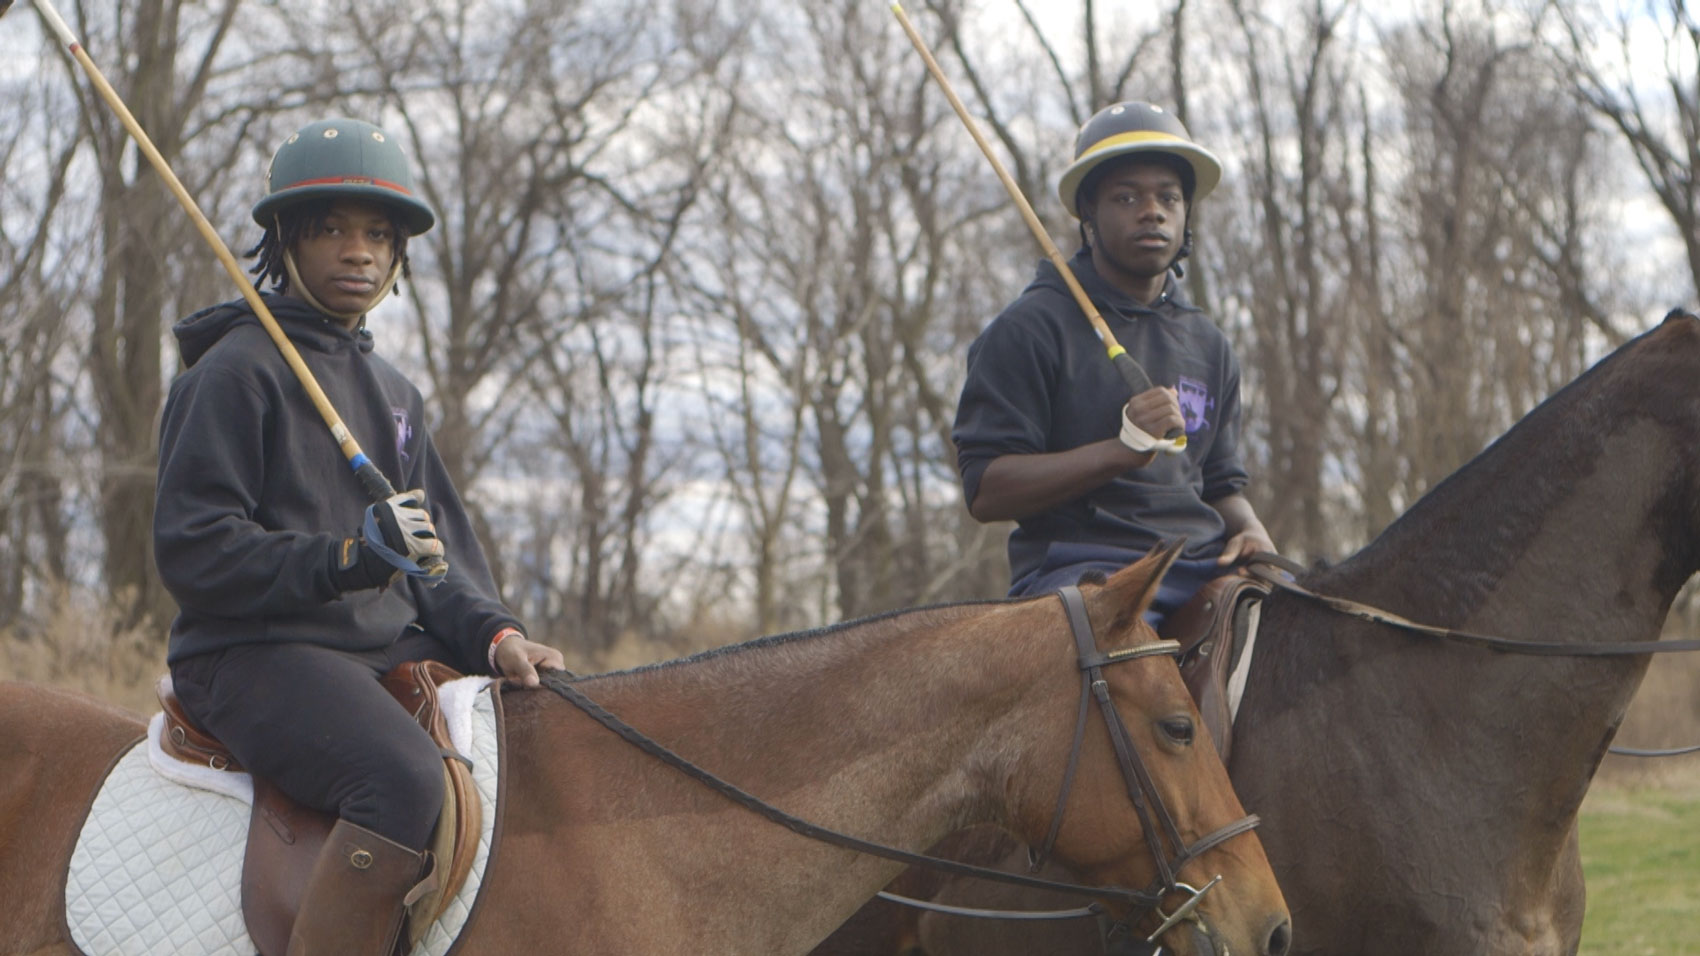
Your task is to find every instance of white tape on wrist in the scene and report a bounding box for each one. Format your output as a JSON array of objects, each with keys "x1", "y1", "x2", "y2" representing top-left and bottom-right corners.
[{"x1": 1121, "y1": 409, "x2": 1187, "y2": 455}]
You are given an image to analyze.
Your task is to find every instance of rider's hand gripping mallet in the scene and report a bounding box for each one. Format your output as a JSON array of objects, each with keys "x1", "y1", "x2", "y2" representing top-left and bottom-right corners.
[
  {"x1": 15, "y1": 0, "x2": 448, "y2": 575},
  {"x1": 890, "y1": 3, "x2": 1185, "y2": 450}
]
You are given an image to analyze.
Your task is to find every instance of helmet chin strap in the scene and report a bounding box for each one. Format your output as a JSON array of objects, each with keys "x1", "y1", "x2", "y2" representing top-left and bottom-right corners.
[{"x1": 281, "y1": 247, "x2": 402, "y2": 324}]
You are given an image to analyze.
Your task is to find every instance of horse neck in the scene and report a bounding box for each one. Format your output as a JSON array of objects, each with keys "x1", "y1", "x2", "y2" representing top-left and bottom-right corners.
[
  {"x1": 1259, "y1": 325, "x2": 1699, "y2": 804},
  {"x1": 500, "y1": 600, "x2": 1078, "y2": 952},
  {"x1": 1333, "y1": 400, "x2": 1694, "y2": 644},
  {"x1": 1230, "y1": 321, "x2": 1700, "y2": 940},
  {"x1": 544, "y1": 598, "x2": 1074, "y2": 857}
]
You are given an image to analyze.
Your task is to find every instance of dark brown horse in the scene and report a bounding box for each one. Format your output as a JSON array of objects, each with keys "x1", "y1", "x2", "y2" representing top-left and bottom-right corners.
[
  {"x1": 834, "y1": 310, "x2": 1700, "y2": 954},
  {"x1": 0, "y1": 544, "x2": 1289, "y2": 955}
]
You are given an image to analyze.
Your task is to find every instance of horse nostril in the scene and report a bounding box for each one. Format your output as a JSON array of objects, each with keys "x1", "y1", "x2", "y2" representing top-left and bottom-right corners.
[{"x1": 1264, "y1": 916, "x2": 1293, "y2": 956}]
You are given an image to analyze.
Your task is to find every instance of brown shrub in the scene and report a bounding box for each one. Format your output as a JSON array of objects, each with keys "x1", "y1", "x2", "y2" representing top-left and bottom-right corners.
[{"x1": 0, "y1": 586, "x2": 163, "y2": 715}]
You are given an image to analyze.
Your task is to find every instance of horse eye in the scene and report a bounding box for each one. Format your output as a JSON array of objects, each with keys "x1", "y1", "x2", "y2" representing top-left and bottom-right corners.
[{"x1": 1158, "y1": 717, "x2": 1195, "y2": 746}]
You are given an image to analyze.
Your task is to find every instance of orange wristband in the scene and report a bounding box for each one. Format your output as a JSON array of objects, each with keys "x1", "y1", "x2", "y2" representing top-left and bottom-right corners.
[{"x1": 487, "y1": 627, "x2": 523, "y2": 674}]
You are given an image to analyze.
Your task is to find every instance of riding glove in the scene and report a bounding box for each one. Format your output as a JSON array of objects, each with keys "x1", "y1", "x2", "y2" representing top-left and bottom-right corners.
[{"x1": 331, "y1": 489, "x2": 450, "y2": 592}]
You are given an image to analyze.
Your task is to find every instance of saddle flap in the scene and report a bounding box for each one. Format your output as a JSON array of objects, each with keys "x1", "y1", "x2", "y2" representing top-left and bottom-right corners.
[
  {"x1": 241, "y1": 778, "x2": 336, "y2": 956},
  {"x1": 1163, "y1": 571, "x2": 1270, "y2": 763}
]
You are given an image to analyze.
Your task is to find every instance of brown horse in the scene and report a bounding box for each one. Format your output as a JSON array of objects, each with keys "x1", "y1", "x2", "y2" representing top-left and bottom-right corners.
[
  {"x1": 0, "y1": 543, "x2": 1289, "y2": 955},
  {"x1": 839, "y1": 310, "x2": 1700, "y2": 955}
]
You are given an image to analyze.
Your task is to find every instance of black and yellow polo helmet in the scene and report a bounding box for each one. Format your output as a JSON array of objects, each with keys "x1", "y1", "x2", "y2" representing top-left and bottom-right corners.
[
  {"x1": 251, "y1": 118, "x2": 435, "y2": 236},
  {"x1": 1057, "y1": 102, "x2": 1222, "y2": 219}
]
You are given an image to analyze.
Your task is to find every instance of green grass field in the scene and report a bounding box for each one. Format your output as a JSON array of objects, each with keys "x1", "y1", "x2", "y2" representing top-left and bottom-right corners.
[{"x1": 1578, "y1": 770, "x2": 1700, "y2": 955}]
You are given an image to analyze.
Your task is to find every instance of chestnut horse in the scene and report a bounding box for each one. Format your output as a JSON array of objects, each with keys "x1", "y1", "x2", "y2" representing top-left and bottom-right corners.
[
  {"x1": 834, "y1": 310, "x2": 1700, "y2": 954},
  {"x1": 0, "y1": 543, "x2": 1289, "y2": 955}
]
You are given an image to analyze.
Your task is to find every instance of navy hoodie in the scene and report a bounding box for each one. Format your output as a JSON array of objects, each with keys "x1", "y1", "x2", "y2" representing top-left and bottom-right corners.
[
  {"x1": 154, "y1": 294, "x2": 519, "y2": 667},
  {"x1": 952, "y1": 249, "x2": 1250, "y2": 583}
]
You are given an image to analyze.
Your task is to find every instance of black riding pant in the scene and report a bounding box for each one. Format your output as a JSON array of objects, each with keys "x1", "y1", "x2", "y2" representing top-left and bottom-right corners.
[{"x1": 169, "y1": 631, "x2": 455, "y2": 850}]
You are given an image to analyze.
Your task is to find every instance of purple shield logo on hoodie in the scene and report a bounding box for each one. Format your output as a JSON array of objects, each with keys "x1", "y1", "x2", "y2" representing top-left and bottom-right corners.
[
  {"x1": 393, "y1": 408, "x2": 413, "y2": 465},
  {"x1": 1176, "y1": 376, "x2": 1214, "y2": 435}
]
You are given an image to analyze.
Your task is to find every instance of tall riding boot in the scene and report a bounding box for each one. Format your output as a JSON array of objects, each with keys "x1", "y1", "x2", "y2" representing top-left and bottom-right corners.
[{"x1": 286, "y1": 818, "x2": 438, "y2": 956}]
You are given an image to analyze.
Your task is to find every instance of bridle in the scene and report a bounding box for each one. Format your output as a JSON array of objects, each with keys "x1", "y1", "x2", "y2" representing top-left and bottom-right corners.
[
  {"x1": 1022, "y1": 585, "x2": 1261, "y2": 947},
  {"x1": 541, "y1": 584, "x2": 1263, "y2": 951}
]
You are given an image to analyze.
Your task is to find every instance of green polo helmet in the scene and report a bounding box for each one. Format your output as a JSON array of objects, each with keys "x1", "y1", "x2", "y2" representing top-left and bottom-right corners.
[
  {"x1": 251, "y1": 118, "x2": 435, "y2": 235},
  {"x1": 1056, "y1": 102, "x2": 1222, "y2": 219}
]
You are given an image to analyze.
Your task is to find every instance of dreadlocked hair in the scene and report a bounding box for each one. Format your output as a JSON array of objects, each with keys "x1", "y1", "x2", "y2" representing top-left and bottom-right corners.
[{"x1": 245, "y1": 198, "x2": 413, "y2": 291}]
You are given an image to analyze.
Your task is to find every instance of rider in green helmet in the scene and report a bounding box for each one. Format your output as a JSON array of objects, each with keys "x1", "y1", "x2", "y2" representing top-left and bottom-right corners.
[
  {"x1": 952, "y1": 102, "x2": 1275, "y2": 626},
  {"x1": 154, "y1": 117, "x2": 564, "y2": 955},
  {"x1": 247, "y1": 116, "x2": 435, "y2": 322}
]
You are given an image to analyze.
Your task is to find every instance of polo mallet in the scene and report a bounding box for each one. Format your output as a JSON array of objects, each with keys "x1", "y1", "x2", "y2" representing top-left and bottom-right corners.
[
  {"x1": 890, "y1": 3, "x2": 1185, "y2": 450},
  {"x1": 17, "y1": 0, "x2": 447, "y2": 573}
]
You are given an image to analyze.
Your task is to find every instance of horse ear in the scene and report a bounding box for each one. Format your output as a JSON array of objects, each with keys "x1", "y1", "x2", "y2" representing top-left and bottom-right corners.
[{"x1": 1098, "y1": 538, "x2": 1187, "y2": 634}]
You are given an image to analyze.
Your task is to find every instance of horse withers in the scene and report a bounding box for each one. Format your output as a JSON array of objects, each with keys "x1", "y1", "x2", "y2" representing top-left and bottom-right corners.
[{"x1": 0, "y1": 540, "x2": 1287, "y2": 955}]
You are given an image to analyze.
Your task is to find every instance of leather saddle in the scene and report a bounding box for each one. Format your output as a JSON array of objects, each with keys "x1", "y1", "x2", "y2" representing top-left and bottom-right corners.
[
  {"x1": 156, "y1": 660, "x2": 483, "y2": 956},
  {"x1": 1162, "y1": 570, "x2": 1270, "y2": 764}
]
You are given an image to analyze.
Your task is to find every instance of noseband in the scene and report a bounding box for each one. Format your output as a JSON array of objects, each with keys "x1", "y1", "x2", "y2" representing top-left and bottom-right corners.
[{"x1": 1025, "y1": 585, "x2": 1261, "y2": 944}]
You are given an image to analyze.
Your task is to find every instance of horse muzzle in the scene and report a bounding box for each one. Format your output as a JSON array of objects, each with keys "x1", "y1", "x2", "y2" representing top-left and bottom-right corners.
[
  {"x1": 1163, "y1": 912, "x2": 1294, "y2": 956},
  {"x1": 1131, "y1": 876, "x2": 1292, "y2": 956}
]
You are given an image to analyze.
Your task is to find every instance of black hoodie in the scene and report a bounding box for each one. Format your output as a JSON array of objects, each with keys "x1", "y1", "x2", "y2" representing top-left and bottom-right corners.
[
  {"x1": 154, "y1": 294, "x2": 519, "y2": 667},
  {"x1": 952, "y1": 248, "x2": 1250, "y2": 584}
]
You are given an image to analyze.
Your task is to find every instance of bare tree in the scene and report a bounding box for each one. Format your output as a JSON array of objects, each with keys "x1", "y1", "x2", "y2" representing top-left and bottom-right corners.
[
  {"x1": 0, "y1": 76, "x2": 83, "y2": 630},
  {"x1": 1211, "y1": 0, "x2": 1356, "y2": 559},
  {"x1": 1556, "y1": 0, "x2": 1700, "y2": 302},
  {"x1": 1198, "y1": 0, "x2": 1619, "y2": 557},
  {"x1": 1385, "y1": 4, "x2": 1611, "y2": 493},
  {"x1": 675, "y1": 0, "x2": 1016, "y2": 628},
  {"x1": 31, "y1": 0, "x2": 283, "y2": 632}
]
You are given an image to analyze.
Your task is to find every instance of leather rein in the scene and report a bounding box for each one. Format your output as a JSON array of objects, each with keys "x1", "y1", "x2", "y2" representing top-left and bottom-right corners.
[
  {"x1": 540, "y1": 584, "x2": 1262, "y2": 945},
  {"x1": 1242, "y1": 553, "x2": 1700, "y2": 658},
  {"x1": 1243, "y1": 553, "x2": 1700, "y2": 758}
]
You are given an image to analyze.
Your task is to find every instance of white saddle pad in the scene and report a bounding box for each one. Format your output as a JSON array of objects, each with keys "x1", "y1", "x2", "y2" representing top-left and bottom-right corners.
[
  {"x1": 65, "y1": 677, "x2": 501, "y2": 956},
  {"x1": 1226, "y1": 599, "x2": 1261, "y2": 725}
]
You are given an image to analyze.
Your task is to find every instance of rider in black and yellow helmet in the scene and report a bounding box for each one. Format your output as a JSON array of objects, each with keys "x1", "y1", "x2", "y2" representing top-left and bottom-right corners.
[
  {"x1": 952, "y1": 101, "x2": 1275, "y2": 627},
  {"x1": 1058, "y1": 101, "x2": 1222, "y2": 280}
]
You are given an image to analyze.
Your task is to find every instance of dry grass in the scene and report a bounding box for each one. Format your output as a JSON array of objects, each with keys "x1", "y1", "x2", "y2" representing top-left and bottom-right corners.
[
  {"x1": 0, "y1": 589, "x2": 163, "y2": 715},
  {"x1": 0, "y1": 593, "x2": 758, "y2": 713},
  {"x1": 1598, "y1": 619, "x2": 1700, "y2": 786},
  {"x1": 574, "y1": 617, "x2": 757, "y2": 675}
]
